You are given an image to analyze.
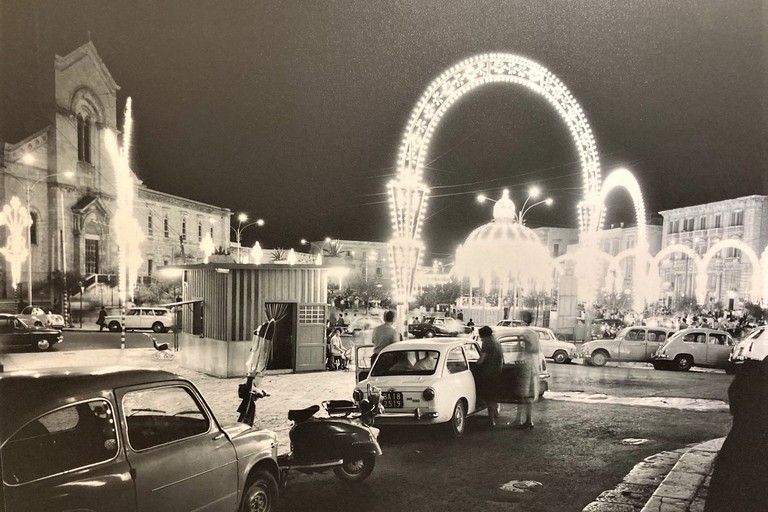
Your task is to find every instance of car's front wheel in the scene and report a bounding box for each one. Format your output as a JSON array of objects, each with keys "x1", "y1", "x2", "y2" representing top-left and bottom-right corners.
[
  {"x1": 35, "y1": 338, "x2": 51, "y2": 351},
  {"x1": 424, "y1": 330, "x2": 435, "y2": 338},
  {"x1": 108, "y1": 321, "x2": 121, "y2": 332},
  {"x1": 590, "y1": 351, "x2": 609, "y2": 367},
  {"x1": 240, "y1": 469, "x2": 279, "y2": 512},
  {"x1": 333, "y1": 455, "x2": 376, "y2": 483},
  {"x1": 553, "y1": 350, "x2": 569, "y2": 364},
  {"x1": 152, "y1": 321, "x2": 166, "y2": 333},
  {"x1": 674, "y1": 355, "x2": 693, "y2": 371},
  {"x1": 449, "y1": 400, "x2": 467, "y2": 438}
]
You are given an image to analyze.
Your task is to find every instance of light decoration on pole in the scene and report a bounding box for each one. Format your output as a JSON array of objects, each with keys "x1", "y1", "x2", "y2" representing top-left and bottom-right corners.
[
  {"x1": 106, "y1": 98, "x2": 144, "y2": 348},
  {"x1": 200, "y1": 232, "x2": 215, "y2": 263},
  {"x1": 0, "y1": 196, "x2": 31, "y2": 290},
  {"x1": 251, "y1": 242, "x2": 263, "y2": 265},
  {"x1": 287, "y1": 248, "x2": 297, "y2": 266},
  {"x1": 389, "y1": 53, "x2": 603, "y2": 312}
]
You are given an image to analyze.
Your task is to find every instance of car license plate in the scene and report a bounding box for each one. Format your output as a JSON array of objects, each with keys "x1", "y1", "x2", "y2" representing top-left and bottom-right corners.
[{"x1": 382, "y1": 391, "x2": 403, "y2": 408}]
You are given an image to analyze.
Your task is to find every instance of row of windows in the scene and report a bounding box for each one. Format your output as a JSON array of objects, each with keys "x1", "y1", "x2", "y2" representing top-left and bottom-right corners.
[
  {"x1": 147, "y1": 213, "x2": 214, "y2": 242},
  {"x1": 668, "y1": 211, "x2": 742, "y2": 234}
]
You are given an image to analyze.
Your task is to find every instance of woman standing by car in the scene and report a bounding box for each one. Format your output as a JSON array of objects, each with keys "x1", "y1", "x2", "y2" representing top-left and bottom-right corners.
[
  {"x1": 475, "y1": 325, "x2": 503, "y2": 427},
  {"x1": 514, "y1": 328, "x2": 541, "y2": 429}
]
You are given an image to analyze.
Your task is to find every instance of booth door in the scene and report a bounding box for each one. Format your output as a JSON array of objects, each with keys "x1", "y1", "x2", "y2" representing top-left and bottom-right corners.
[{"x1": 295, "y1": 304, "x2": 328, "y2": 373}]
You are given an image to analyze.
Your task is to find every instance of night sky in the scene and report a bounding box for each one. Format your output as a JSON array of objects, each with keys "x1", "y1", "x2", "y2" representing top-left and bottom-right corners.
[{"x1": 2, "y1": 1, "x2": 766, "y2": 259}]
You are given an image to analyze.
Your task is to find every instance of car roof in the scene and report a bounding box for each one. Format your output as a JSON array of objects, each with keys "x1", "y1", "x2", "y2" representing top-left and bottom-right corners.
[
  {"x1": 672, "y1": 328, "x2": 731, "y2": 336},
  {"x1": 379, "y1": 338, "x2": 471, "y2": 353},
  {"x1": 491, "y1": 326, "x2": 536, "y2": 335},
  {"x1": 0, "y1": 367, "x2": 183, "y2": 442},
  {"x1": 0, "y1": 314, "x2": 18, "y2": 318}
]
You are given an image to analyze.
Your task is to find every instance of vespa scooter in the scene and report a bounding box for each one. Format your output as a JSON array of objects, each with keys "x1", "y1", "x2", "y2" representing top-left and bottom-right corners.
[{"x1": 239, "y1": 383, "x2": 383, "y2": 485}]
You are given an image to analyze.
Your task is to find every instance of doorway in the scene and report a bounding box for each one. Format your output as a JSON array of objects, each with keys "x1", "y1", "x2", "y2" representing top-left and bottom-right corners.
[{"x1": 265, "y1": 302, "x2": 296, "y2": 371}]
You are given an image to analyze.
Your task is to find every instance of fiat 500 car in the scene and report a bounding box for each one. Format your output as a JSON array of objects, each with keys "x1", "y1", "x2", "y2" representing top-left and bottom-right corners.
[
  {"x1": 652, "y1": 328, "x2": 735, "y2": 371},
  {"x1": 0, "y1": 367, "x2": 280, "y2": 512},
  {"x1": 354, "y1": 333, "x2": 548, "y2": 437}
]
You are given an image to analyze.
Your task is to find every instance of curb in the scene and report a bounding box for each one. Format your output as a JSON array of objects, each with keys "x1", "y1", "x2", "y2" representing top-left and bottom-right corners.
[{"x1": 582, "y1": 438, "x2": 724, "y2": 512}]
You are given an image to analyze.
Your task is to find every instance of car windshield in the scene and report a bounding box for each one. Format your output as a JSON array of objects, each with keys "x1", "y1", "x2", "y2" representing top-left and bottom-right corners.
[
  {"x1": 371, "y1": 350, "x2": 440, "y2": 376},
  {"x1": 15, "y1": 318, "x2": 28, "y2": 328}
]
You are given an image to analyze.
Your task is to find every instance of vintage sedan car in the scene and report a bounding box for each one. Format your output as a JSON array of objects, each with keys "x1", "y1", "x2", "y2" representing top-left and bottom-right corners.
[
  {"x1": 652, "y1": 328, "x2": 735, "y2": 371},
  {"x1": 581, "y1": 326, "x2": 677, "y2": 367},
  {"x1": 408, "y1": 317, "x2": 472, "y2": 338},
  {"x1": 344, "y1": 315, "x2": 383, "y2": 335},
  {"x1": 105, "y1": 306, "x2": 174, "y2": 333},
  {"x1": 0, "y1": 314, "x2": 62, "y2": 351},
  {"x1": 0, "y1": 367, "x2": 280, "y2": 512},
  {"x1": 728, "y1": 325, "x2": 767, "y2": 373},
  {"x1": 526, "y1": 326, "x2": 577, "y2": 364},
  {"x1": 496, "y1": 319, "x2": 526, "y2": 327},
  {"x1": 354, "y1": 332, "x2": 548, "y2": 437},
  {"x1": 16, "y1": 306, "x2": 65, "y2": 329}
]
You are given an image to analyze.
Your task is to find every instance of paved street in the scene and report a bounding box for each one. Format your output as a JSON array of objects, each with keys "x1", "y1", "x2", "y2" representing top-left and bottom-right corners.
[{"x1": 0, "y1": 347, "x2": 732, "y2": 511}]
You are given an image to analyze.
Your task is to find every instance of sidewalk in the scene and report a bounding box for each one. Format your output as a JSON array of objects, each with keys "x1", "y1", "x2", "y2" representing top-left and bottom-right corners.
[{"x1": 0, "y1": 348, "x2": 722, "y2": 511}]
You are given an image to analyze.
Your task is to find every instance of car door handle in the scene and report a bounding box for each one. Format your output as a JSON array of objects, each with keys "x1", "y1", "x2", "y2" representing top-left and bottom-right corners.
[{"x1": 213, "y1": 432, "x2": 225, "y2": 441}]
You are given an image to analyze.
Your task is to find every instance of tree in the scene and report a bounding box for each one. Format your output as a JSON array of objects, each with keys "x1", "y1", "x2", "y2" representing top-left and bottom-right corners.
[
  {"x1": 345, "y1": 275, "x2": 389, "y2": 313},
  {"x1": 743, "y1": 301, "x2": 767, "y2": 322},
  {"x1": 672, "y1": 296, "x2": 700, "y2": 315},
  {"x1": 414, "y1": 280, "x2": 461, "y2": 310}
]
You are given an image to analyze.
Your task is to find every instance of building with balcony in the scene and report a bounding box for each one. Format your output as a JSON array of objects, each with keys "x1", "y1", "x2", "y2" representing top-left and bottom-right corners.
[
  {"x1": 0, "y1": 42, "x2": 230, "y2": 303},
  {"x1": 659, "y1": 195, "x2": 768, "y2": 309}
]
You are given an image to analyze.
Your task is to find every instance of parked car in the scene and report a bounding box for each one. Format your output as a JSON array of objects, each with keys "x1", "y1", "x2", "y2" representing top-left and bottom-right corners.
[
  {"x1": 105, "y1": 307, "x2": 174, "y2": 333},
  {"x1": 16, "y1": 306, "x2": 65, "y2": 329},
  {"x1": 354, "y1": 331, "x2": 548, "y2": 437},
  {"x1": 0, "y1": 367, "x2": 280, "y2": 512},
  {"x1": 651, "y1": 328, "x2": 735, "y2": 371},
  {"x1": 526, "y1": 326, "x2": 578, "y2": 364},
  {"x1": 344, "y1": 315, "x2": 383, "y2": 335},
  {"x1": 408, "y1": 317, "x2": 472, "y2": 338},
  {"x1": 0, "y1": 314, "x2": 62, "y2": 351},
  {"x1": 728, "y1": 325, "x2": 767, "y2": 374},
  {"x1": 496, "y1": 319, "x2": 526, "y2": 327},
  {"x1": 581, "y1": 326, "x2": 677, "y2": 367}
]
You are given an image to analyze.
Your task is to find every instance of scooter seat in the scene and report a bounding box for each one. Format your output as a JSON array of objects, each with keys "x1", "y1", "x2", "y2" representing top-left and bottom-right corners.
[{"x1": 288, "y1": 405, "x2": 320, "y2": 422}]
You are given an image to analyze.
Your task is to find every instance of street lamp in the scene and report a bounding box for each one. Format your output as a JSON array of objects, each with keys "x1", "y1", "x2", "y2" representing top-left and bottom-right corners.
[
  {"x1": 15, "y1": 163, "x2": 75, "y2": 304},
  {"x1": 301, "y1": 237, "x2": 332, "y2": 254},
  {"x1": 231, "y1": 213, "x2": 264, "y2": 263}
]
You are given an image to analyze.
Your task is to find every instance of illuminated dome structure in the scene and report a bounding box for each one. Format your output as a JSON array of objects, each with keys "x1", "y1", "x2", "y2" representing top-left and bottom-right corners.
[{"x1": 454, "y1": 190, "x2": 553, "y2": 320}]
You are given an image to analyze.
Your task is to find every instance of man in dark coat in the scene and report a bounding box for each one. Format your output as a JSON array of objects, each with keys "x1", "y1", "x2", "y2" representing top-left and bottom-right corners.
[{"x1": 705, "y1": 351, "x2": 768, "y2": 511}]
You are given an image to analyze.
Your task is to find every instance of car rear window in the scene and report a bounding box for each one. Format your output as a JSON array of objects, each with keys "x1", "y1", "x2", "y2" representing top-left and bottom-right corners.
[
  {"x1": 371, "y1": 350, "x2": 440, "y2": 376},
  {"x1": 1, "y1": 399, "x2": 118, "y2": 485}
]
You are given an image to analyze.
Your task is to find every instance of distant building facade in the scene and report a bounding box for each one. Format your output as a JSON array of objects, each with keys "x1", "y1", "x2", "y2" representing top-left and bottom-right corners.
[
  {"x1": 0, "y1": 42, "x2": 230, "y2": 301},
  {"x1": 659, "y1": 195, "x2": 768, "y2": 309},
  {"x1": 311, "y1": 239, "x2": 390, "y2": 290}
]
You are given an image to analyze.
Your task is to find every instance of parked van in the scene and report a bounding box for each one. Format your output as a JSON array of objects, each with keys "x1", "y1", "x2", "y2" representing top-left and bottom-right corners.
[{"x1": 652, "y1": 328, "x2": 735, "y2": 371}]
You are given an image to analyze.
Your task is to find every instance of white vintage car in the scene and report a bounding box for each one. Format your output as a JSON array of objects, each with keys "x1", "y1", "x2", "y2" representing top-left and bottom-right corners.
[
  {"x1": 496, "y1": 325, "x2": 578, "y2": 364},
  {"x1": 354, "y1": 333, "x2": 549, "y2": 437},
  {"x1": 17, "y1": 306, "x2": 65, "y2": 329}
]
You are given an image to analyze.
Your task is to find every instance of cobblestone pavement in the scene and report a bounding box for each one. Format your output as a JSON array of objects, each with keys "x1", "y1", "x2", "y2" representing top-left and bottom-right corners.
[{"x1": 1, "y1": 347, "x2": 723, "y2": 511}]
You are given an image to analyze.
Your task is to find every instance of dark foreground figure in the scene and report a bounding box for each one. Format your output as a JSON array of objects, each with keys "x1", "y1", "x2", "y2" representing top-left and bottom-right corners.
[{"x1": 706, "y1": 357, "x2": 768, "y2": 512}]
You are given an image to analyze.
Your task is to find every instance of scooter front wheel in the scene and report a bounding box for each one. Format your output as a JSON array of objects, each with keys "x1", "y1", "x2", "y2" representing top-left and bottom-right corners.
[{"x1": 333, "y1": 455, "x2": 376, "y2": 483}]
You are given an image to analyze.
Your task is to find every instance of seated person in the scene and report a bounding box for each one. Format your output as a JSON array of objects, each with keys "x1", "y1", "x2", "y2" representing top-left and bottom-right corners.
[
  {"x1": 413, "y1": 352, "x2": 437, "y2": 371},
  {"x1": 387, "y1": 351, "x2": 413, "y2": 372}
]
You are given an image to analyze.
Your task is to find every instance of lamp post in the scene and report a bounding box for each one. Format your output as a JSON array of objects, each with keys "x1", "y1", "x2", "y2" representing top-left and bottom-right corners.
[
  {"x1": 14, "y1": 161, "x2": 75, "y2": 305},
  {"x1": 231, "y1": 213, "x2": 264, "y2": 263}
]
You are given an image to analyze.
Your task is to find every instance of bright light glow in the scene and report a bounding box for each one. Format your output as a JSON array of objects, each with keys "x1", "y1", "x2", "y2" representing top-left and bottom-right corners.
[
  {"x1": 256, "y1": 218, "x2": 265, "y2": 226},
  {"x1": 476, "y1": 194, "x2": 487, "y2": 203},
  {"x1": 0, "y1": 196, "x2": 31, "y2": 288},
  {"x1": 287, "y1": 249, "x2": 297, "y2": 265},
  {"x1": 159, "y1": 267, "x2": 183, "y2": 279},
  {"x1": 238, "y1": 213, "x2": 248, "y2": 223},
  {"x1": 324, "y1": 237, "x2": 331, "y2": 243},
  {"x1": 62, "y1": 171, "x2": 74, "y2": 179},
  {"x1": 528, "y1": 186, "x2": 540, "y2": 199},
  {"x1": 21, "y1": 154, "x2": 36, "y2": 165},
  {"x1": 251, "y1": 242, "x2": 263, "y2": 265},
  {"x1": 300, "y1": 238, "x2": 308, "y2": 245},
  {"x1": 106, "y1": 103, "x2": 144, "y2": 306},
  {"x1": 545, "y1": 198, "x2": 554, "y2": 206},
  {"x1": 200, "y1": 232, "x2": 215, "y2": 264},
  {"x1": 390, "y1": 53, "x2": 603, "y2": 304}
]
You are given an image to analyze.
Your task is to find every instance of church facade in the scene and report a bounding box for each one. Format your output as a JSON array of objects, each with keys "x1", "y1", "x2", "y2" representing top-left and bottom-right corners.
[{"x1": 0, "y1": 42, "x2": 231, "y2": 302}]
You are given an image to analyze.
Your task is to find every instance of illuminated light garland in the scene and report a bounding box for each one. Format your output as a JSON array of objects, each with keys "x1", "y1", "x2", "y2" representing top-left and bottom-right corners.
[
  {"x1": 0, "y1": 196, "x2": 31, "y2": 289},
  {"x1": 694, "y1": 240, "x2": 762, "y2": 304},
  {"x1": 389, "y1": 53, "x2": 603, "y2": 304}
]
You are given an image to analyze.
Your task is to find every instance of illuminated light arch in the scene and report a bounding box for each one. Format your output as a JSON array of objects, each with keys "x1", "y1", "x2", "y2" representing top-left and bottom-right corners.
[
  {"x1": 389, "y1": 53, "x2": 602, "y2": 303},
  {"x1": 696, "y1": 240, "x2": 762, "y2": 304},
  {"x1": 648, "y1": 244, "x2": 702, "y2": 303}
]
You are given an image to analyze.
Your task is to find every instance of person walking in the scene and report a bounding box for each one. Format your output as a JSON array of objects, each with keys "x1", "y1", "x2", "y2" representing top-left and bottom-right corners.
[
  {"x1": 475, "y1": 325, "x2": 503, "y2": 427},
  {"x1": 371, "y1": 310, "x2": 399, "y2": 366},
  {"x1": 96, "y1": 306, "x2": 107, "y2": 332}
]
